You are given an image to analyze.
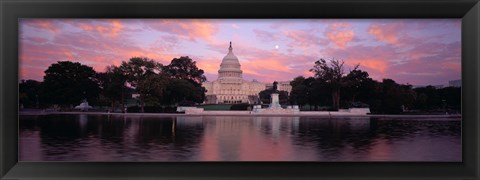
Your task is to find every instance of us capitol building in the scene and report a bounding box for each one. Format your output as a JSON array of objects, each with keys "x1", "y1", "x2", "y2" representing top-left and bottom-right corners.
[{"x1": 202, "y1": 42, "x2": 291, "y2": 104}]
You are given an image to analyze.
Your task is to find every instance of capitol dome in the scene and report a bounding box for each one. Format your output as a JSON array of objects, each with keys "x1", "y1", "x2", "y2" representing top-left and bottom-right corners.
[
  {"x1": 218, "y1": 42, "x2": 243, "y2": 80},
  {"x1": 202, "y1": 41, "x2": 292, "y2": 105}
]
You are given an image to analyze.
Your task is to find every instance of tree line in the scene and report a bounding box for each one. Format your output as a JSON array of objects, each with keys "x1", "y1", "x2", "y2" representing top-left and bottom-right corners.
[
  {"x1": 286, "y1": 58, "x2": 461, "y2": 114},
  {"x1": 19, "y1": 56, "x2": 207, "y2": 112}
]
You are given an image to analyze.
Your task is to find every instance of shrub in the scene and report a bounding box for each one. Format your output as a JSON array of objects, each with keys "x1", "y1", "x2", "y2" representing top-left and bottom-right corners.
[{"x1": 230, "y1": 103, "x2": 251, "y2": 111}]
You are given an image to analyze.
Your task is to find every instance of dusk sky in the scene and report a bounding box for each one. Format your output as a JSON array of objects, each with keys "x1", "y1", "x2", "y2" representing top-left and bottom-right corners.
[{"x1": 19, "y1": 19, "x2": 461, "y2": 86}]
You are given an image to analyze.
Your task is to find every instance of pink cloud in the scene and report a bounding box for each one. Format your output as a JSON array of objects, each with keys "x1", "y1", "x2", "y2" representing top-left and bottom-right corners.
[
  {"x1": 193, "y1": 53, "x2": 230, "y2": 79},
  {"x1": 253, "y1": 29, "x2": 278, "y2": 42},
  {"x1": 79, "y1": 23, "x2": 94, "y2": 31},
  {"x1": 76, "y1": 20, "x2": 123, "y2": 37},
  {"x1": 441, "y1": 62, "x2": 461, "y2": 72},
  {"x1": 319, "y1": 44, "x2": 405, "y2": 82},
  {"x1": 242, "y1": 59, "x2": 291, "y2": 73},
  {"x1": 42, "y1": 22, "x2": 184, "y2": 68},
  {"x1": 404, "y1": 41, "x2": 460, "y2": 64},
  {"x1": 23, "y1": 36, "x2": 49, "y2": 44},
  {"x1": 381, "y1": 41, "x2": 461, "y2": 85},
  {"x1": 144, "y1": 19, "x2": 219, "y2": 41},
  {"x1": 196, "y1": 61, "x2": 219, "y2": 75},
  {"x1": 20, "y1": 23, "x2": 174, "y2": 80},
  {"x1": 109, "y1": 20, "x2": 123, "y2": 37},
  {"x1": 284, "y1": 30, "x2": 326, "y2": 48},
  {"x1": 302, "y1": 70, "x2": 313, "y2": 77},
  {"x1": 325, "y1": 23, "x2": 355, "y2": 48},
  {"x1": 18, "y1": 19, "x2": 461, "y2": 86},
  {"x1": 368, "y1": 23, "x2": 404, "y2": 45},
  {"x1": 389, "y1": 61, "x2": 457, "y2": 85},
  {"x1": 22, "y1": 19, "x2": 60, "y2": 33},
  {"x1": 346, "y1": 59, "x2": 388, "y2": 74},
  {"x1": 19, "y1": 39, "x2": 107, "y2": 81},
  {"x1": 148, "y1": 35, "x2": 180, "y2": 52}
]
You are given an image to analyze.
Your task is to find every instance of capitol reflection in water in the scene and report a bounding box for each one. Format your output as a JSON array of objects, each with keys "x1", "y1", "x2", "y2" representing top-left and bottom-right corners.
[{"x1": 19, "y1": 114, "x2": 461, "y2": 161}]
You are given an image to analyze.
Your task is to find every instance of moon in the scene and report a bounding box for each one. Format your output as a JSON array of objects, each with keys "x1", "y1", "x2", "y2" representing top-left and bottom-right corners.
[{"x1": 275, "y1": 45, "x2": 279, "y2": 49}]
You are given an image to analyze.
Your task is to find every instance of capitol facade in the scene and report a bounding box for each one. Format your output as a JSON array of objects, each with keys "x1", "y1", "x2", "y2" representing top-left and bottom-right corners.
[{"x1": 202, "y1": 42, "x2": 291, "y2": 104}]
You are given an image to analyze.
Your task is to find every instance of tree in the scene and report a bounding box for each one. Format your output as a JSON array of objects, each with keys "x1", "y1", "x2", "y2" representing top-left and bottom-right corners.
[
  {"x1": 136, "y1": 73, "x2": 170, "y2": 107},
  {"x1": 307, "y1": 77, "x2": 329, "y2": 110},
  {"x1": 310, "y1": 58, "x2": 351, "y2": 110},
  {"x1": 342, "y1": 68, "x2": 375, "y2": 108},
  {"x1": 289, "y1": 76, "x2": 308, "y2": 107},
  {"x1": 97, "y1": 65, "x2": 128, "y2": 111},
  {"x1": 412, "y1": 86, "x2": 460, "y2": 113},
  {"x1": 438, "y1": 87, "x2": 461, "y2": 111},
  {"x1": 400, "y1": 84, "x2": 417, "y2": 111},
  {"x1": 120, "y1": 57, "x2": 163, "y2": 86},
  {"x1": 19, "y1": 79, "x2": 42, "y2": 108},
  {"x1": 163, "y1": 56, "x2": 206, "y2": 86},
  {"x1": 376, "y1": 79, "x2": 416, "y2": 114},
  {"x1": 163, "y1": 79, "x2": 206, "y2": 106},
  {"x1": 40, "y1": 61, "x2": 100, "y2": 108},
  {"x1": 162, "y1": 56, "x2": 207, "y2": 106},
  {"x1": 351, "y1": 77, "x2": 379, "y2": 109},
  {"x1": 412, "y1": 86, "x2": 439, "y2": 111},
  {"x1": 119, "y1": 57, "x2": 163, "y2": 112},
  {"x1": 303, "y1": 77, "x2": 318, "y2": 110}
]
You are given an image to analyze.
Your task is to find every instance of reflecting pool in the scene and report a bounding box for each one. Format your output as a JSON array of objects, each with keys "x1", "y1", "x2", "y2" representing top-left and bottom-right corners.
[{"x1": 19, "y1": 114, "x2": 461, "y2": 161}]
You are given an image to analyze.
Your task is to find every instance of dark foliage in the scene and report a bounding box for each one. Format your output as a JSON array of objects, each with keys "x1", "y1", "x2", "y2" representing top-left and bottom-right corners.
[
  {"x1": 163, "y1": 56, "x2": 206, "y2": 86},
  {"x1": 230, "y1": 103, "x2": 252, "y2": 111},
  {"x1": 289, "y1": 58, "x2": 461, "y2": 114},
  {"x1": 40, "y1": 61, "x2": 100, "y2": 107},
  {"x1": 19, "y1": 79, "x2": 42, "y2": 108}
]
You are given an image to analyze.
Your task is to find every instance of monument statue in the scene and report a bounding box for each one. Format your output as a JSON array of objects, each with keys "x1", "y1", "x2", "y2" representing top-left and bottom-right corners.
[
  {"x1": 269, "y1": 81, "x2": 281, "y2": 109},
  {"x1": 272, "y1": 81, "x2": 279, "y2": 93}
]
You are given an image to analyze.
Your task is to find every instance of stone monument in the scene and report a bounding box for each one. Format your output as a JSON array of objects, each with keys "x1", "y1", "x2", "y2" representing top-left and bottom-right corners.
[
  {"x1": 268, "y1": 81, "x2": 282, "y2": 109},
  {"x1": 269, "y1": 93, "x2": 282, "y2": 109},
  {"x1": 251, "y1": 81, "x2": 299, "y2": 114}
]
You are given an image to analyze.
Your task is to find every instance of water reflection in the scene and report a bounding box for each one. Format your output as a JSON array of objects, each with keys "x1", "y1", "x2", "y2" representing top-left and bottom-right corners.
[{"x1": 19, "y1": 115, "x2": 461, "y2": 161}]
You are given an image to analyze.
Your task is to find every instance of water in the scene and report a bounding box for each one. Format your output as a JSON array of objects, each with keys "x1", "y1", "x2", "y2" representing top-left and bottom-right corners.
[{"x1": 19, "y1": 114, "x2": 461, "y2": 161}]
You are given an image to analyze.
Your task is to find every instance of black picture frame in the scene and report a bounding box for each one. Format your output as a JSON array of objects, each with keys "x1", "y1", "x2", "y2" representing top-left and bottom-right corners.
[{"x1": 1, "y1": 0, "x2": 479, "y2": 179}]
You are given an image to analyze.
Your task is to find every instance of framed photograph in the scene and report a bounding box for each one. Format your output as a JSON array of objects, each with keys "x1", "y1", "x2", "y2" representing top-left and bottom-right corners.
[{"x1": 1, "y1": 0, "x2": 479, "y2": 179}]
